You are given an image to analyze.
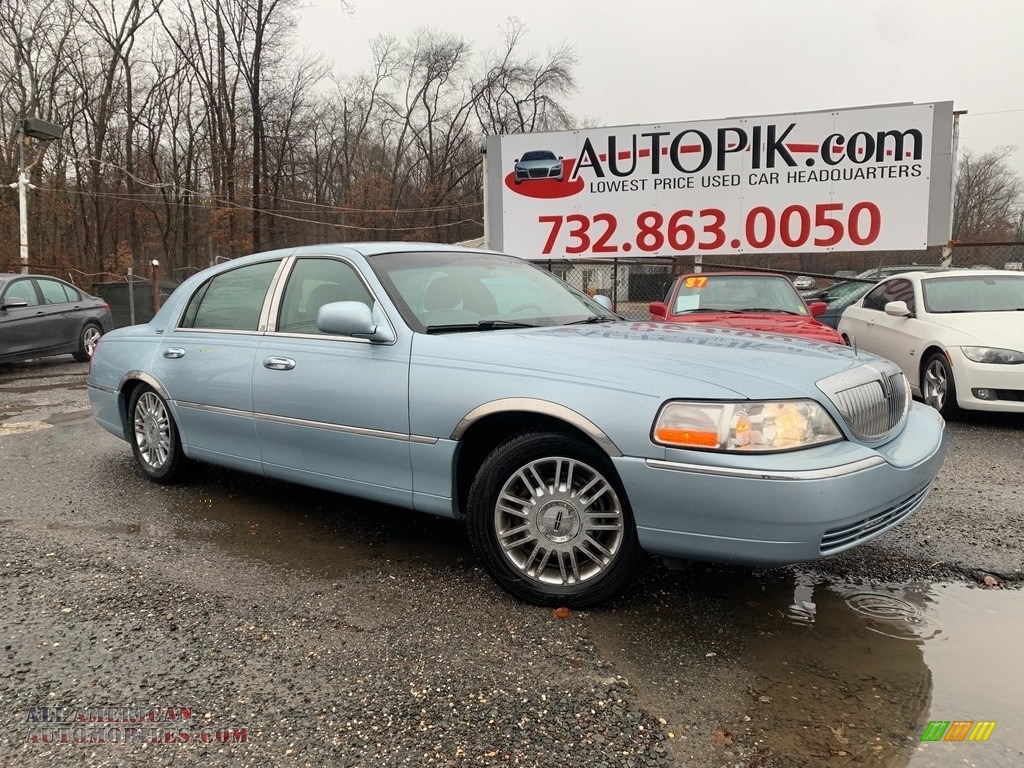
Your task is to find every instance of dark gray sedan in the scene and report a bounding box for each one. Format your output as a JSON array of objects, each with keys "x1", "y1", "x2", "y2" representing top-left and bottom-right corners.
[{"x1": 0, "y1": 273, "x2": 113, "y2": 364}]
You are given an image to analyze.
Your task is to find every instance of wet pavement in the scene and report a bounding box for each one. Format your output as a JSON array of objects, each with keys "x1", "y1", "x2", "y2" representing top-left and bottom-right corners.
[{"x1": 1, "y1": 356, "x2": 1022, "y2": 767}]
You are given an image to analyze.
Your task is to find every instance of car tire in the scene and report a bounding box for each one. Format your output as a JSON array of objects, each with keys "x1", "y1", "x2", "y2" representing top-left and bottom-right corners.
[
  {"x1": 72, "y1": 322, "x2": 104, "y2": 362},
  {"x1": 128, "y1": 385, "x2": 189, "y2": 483},
  {"x1": 922, "y1": 352, "x2": 959, "y2": 417},
  {"x1": 466, "y1": 430, "x2": 642, "y2": 607}
]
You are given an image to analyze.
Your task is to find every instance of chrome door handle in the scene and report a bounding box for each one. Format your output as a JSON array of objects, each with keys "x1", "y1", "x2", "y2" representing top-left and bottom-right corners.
[
  {"x1": 263, "y1": 357, "x2": 296, "y2": 370},
  {"x1": 163, "y1": 348, "x2": 185, "y2": 359}
]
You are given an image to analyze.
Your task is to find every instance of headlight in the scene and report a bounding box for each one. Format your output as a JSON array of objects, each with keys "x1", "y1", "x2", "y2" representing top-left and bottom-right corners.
[
  {"x1": 961, "y1": 346, "x2": 1024, "y2": 364},
  {"x1": 652, "y1": 400, "x2": 843, "y2": 452}
]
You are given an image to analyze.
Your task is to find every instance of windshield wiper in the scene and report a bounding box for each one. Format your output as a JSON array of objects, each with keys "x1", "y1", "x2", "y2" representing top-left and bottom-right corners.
[
  {"x1": 476, "y1": 319, "x2": 540, "y2": 329},
  {"x1": 425, "y1": 320, "x2": 539, "y2": 334},
  {"x1": 566, "y1": 316, "x2": 617, "y2": 325},
  {"x1": 739, "y1": 308, "x2": 801, "y2": 315}
]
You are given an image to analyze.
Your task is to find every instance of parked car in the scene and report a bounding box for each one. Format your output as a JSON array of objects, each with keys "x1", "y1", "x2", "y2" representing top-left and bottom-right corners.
[
  {"x1": 839, "y1": 269, "x2": 1024, "y2": 416},
  {"x1": 801, "y1": 280, "x2": 874, "y2": 329},
  {"x1": 513, "y1": 150, "x2": 564, "y2": 184},
  {"x1": 793, "y1": 275, "x2": 816, "y2": 293},
  {"x1": 856, "y1": 265, "x2": 943, "y2": 280},
  {"x1": 87, "y1": 244, "x2": 946, "y2": 606},
  {"x1": 649, "y1": 272, "x2": 844, "y2": 344},
  {"x1": 0, "y1": 273, "x2": 113, "y2": 365}
]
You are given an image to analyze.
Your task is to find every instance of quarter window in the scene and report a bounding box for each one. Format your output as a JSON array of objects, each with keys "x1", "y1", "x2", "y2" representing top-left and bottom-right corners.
[{"x1": 180, "y1": 261, "x2": 280, "y2": 331}]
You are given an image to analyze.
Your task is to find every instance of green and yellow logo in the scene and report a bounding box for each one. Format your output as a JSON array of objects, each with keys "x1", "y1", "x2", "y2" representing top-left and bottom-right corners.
[{"x1": 921, "y1": 720, "x2": 997, "y2": 742}]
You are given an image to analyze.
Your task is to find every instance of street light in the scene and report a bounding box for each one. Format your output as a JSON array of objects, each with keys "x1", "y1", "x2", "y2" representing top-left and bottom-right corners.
[
  {"x1": 10, "y1": 117, "x2": 63, "y2": 274},
  {"x1": 150, "y1": 259, "x2": 161, "y2": 313}
]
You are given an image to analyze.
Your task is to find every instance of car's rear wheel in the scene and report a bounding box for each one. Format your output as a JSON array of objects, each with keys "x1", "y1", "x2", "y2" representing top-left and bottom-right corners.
[
  {"x1": 128, "y1": 385, "x2": 188, "y2": 483},
  {"x1": 72, "y1": 323, "x2": 103, "y2": 362},
  {"x1": 466, "y1": 431, "x2": 642, "y2": 607},
  {"x1": 922, "y1": 352, "x2": 959, "y2": 417}
]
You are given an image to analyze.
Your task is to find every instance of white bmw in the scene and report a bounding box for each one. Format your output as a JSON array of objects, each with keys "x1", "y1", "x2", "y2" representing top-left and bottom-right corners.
[{"x1": 839, "y1": 269, "x2": 1024, "y2": 416}]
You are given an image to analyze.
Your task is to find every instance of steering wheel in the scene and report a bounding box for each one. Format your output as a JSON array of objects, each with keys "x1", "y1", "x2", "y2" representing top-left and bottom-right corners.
[{"x1": 508, "y1": 302, "x2": 544, "y2": 314}]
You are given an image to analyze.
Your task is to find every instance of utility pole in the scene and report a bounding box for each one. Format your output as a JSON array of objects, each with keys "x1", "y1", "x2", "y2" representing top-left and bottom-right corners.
[{"x1": 10, "y1": 118, "x2": 64, "y2": 274}]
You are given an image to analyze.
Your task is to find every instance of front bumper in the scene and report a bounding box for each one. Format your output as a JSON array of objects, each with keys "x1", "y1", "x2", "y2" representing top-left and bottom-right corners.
[
  {"x1": 613, "y1": 403, "x2": 947, "y2": 566},
  {"x1": 949, "y1": 349, "x2": 1024, "y2": 412}
]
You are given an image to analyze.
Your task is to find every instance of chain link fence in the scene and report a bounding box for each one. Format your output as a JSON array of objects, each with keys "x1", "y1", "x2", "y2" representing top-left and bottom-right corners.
[{"x1": 536, "y1": 242, "x2": 1024, "y2": 319}]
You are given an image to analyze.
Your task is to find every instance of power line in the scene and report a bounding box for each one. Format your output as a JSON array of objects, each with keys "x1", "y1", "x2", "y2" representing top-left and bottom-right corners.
[
  {"x1": 967, "y1": 108, "x2": 1024, "y2": 117},
  {"x1": 39, "y1": 185, "x2": 483, "y2": 232},
  {"x1": 69, "y1": 155, "x2": 483, "y2": 214}
]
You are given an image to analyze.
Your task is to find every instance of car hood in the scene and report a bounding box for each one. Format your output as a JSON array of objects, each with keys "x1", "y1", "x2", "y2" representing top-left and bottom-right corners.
[
  {"x1": 926, "y1": 311, "x2": 1024, "y2": 346},
  {"x1": 664, "y1": 312, "x2": 842, "y2": 343},
  {"x1": 413, "y1": 321, "x2": 864, "y2": 401}
]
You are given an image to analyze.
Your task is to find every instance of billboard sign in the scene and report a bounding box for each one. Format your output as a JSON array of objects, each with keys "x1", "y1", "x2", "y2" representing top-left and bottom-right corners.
[{"x1": 485, "y1": 102, "x2": 954, "y2": 258}]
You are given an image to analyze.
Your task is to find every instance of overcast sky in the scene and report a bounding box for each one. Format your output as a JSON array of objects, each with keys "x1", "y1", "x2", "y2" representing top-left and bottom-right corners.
[{"x1": 298, "y1": 0, "x2": 1024, "y2": 177}]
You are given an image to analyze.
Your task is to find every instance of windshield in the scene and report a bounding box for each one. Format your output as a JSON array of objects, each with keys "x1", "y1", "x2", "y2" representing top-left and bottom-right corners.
[
  {"x1": 671, "y1": 275, "x2": 809, "y2": 315},
  {"x1": 821, "y1": 281, "x2": 872, "y2": 304},
  {"x1": 922, "y1": 274, "x2": 1024, "y2": 313},
  {"x1": 369, "y1": 250, "x2": 617, "y2": 332}
]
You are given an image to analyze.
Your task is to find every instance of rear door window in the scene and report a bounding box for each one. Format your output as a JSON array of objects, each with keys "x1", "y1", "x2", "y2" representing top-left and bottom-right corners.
[{"x1": 180, "y1": 261, "x2": 280, "y2": 331}]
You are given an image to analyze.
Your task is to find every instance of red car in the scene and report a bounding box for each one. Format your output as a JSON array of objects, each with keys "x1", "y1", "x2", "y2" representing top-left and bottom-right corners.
[{"x1": 649, "y1": 272, "x2": 844, "y2": 344}]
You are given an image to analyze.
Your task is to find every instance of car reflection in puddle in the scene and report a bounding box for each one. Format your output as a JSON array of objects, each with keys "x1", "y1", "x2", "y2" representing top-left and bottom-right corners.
[{"x1": 589, "y1": 568, "x2": 1021, "y2": 768}]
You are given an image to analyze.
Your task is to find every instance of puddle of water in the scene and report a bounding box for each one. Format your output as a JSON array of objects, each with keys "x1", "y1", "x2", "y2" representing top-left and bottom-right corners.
[
  {"x1": 43, "y1": 409, "x2": 94, "y2": 426},
  {"x1": 0, "y1": 520, "x2": 149, "y2": 537},
  {"x1": 589, "y1": 569, "x2": 1022, "y2": 767},
  {"x1": 166, "y1": 477, "x2": 474, "y2": 579}
]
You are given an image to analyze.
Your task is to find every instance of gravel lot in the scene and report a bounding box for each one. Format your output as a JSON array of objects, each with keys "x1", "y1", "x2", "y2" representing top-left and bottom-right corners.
[{"x1": 1, "y1": 358, "x2": 1021, "y2": 768}]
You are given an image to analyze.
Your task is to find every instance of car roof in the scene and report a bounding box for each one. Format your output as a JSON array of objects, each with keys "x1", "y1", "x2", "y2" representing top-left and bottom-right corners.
[
  {"x1": 913, "y1": 268, "x2": 1022, "y2": 280},
  {"x1": 213, "y1": 242, "x2": 506, "y2": 266},
  {"x1": 0, "y1": 272, "x2": 66, "y2": 286},
  {"x1": 678, "y1": 271, "x2": 791, "y2": 279}
]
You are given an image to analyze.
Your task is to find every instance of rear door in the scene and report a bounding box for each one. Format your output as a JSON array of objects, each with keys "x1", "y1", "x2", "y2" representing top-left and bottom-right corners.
[
  {"x1": 35, "y1": 278, "x2": 84, "y2": 351},
  {"x1": 150, "y1": 258, "x2": 284, "y2": 475}
]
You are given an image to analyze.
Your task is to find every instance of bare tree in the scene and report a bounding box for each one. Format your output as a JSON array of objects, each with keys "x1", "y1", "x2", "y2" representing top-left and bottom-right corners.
[
  {"x1": 953, "y1": 146, "x2": 1024, "y2": 242},
  {"x1": 1, "y1": 5, "x2": 578, "y2": 274},
  {"x1": 473, "y1": 18, "x2": 576, "y2": 135}
]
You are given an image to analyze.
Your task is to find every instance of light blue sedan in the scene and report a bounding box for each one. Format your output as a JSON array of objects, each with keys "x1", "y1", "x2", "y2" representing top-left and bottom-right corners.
[{"x1": 87, "y1": 243, "x2": 947, "y2": 606}]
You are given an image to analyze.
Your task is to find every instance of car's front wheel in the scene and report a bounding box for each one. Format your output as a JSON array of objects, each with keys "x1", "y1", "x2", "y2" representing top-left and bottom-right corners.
[
  {"x1": 73, "y1": 322, "x2": 103, "y2": 362},
  {"x1": 467, "y1": 431, "x2": 642, "y2": 607},
  {"x1": 922, "y1": 351, "x2": 959, "y2": 417},
  {"x1": 128, "y1": 385, "x2": 188, "y2": 483}
]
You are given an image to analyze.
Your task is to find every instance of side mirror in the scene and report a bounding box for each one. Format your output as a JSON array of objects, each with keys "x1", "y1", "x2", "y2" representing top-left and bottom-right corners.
[
  {"x1": 807, "y1": 301, "x2": 827, "y2": 317},
  {"x1": 649, "y1": 301, "x2": 668, "y2": 320},
  {"x1": 883, "y1": 300, "x2": 912, "y2": 318},
  {"x1": 317, "y1": 301, "x2": 396, "y2": 343},
  {"x1": 592, "y1": 294, "x2": 613, "y2": 311},
  {"x1": 0, "y1": 297, "x2": 29, "y2": 311}
]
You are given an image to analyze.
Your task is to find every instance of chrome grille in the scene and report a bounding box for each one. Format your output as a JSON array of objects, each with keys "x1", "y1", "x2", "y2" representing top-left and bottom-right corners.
[{"x1": 818, "y1": 361, "x2": 910, "y2": 443}]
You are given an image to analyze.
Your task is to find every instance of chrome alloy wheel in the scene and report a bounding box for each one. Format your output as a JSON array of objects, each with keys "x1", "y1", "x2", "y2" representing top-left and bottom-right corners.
[
  {"x1": 133, "y1": 391, "x2": 172, "y2": 469},
  {"x1": 923, "y1": 358, "x2": 949, "y2": 411},
  {"x1": 494, "y1": 456, "x2": 625, "y2": 586},
  {"x1": 83, "y1": 326, "x2": 102, "y2": 357}
]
